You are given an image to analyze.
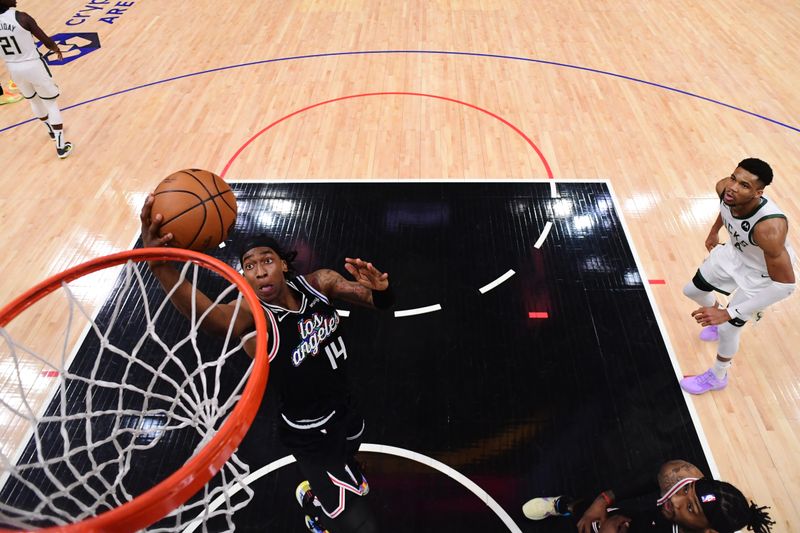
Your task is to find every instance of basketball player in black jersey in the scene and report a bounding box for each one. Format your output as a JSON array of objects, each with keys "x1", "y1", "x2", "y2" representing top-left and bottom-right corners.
[{"x1": 141, "y1": 195, "x2": 389, "y2": 533}]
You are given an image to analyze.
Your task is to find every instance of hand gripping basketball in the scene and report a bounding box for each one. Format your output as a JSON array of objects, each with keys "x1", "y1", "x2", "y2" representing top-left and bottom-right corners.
[{"x1": 147, "y1": 169, "x2": 238, "y2": 251}]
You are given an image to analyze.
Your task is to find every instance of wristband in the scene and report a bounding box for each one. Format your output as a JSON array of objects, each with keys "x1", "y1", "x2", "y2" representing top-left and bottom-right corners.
[{"x1": 371, "y1": 286, "x2": 395, "y2": 309}]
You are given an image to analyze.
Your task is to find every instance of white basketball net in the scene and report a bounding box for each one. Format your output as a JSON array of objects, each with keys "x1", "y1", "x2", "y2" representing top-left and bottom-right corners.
[{"x1": 0, "y1": 259, "x2": 257, "y2": 531}]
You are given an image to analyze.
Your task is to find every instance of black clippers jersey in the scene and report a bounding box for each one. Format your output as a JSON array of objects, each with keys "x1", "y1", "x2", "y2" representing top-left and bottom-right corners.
[{"x1": 259, "y1": 275, "x2": 350, "y2": 427}]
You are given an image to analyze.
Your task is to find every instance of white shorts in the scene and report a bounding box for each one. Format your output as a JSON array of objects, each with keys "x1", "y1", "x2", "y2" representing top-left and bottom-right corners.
[
  {"x1": 699, "y1": 243, "x2": 772, "y2": 319},
  {"x1": 5, "y1": 57, "x2": 60, "y2": 99}
]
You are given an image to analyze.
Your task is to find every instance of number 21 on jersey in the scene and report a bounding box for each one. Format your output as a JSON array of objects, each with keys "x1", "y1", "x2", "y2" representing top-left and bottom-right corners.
[{"x1": 0, "y1": 36, "x2": 22, "y2": 55}]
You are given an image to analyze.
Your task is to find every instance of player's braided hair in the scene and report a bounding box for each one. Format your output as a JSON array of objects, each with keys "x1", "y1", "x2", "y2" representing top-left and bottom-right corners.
[
  {"x1": 697, "y1": 479, "x2": 775, "y2": 533},
  {"x1": 741, "y1": 501, "x2": 776, "y2": 533}
]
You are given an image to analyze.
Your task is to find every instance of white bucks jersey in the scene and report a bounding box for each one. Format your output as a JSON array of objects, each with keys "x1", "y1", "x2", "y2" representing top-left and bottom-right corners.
[
  {"x1": 720, "y1": 194, "x2": 793, "y2": 272},
  {"x1": 0, "y1": 9, "x2": 40, "y2": 63}
]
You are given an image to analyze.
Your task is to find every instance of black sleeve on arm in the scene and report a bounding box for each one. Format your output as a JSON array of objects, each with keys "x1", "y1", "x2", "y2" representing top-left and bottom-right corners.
[{"x1": 371, "y1": 285, "x2": 395, "y2": 309}]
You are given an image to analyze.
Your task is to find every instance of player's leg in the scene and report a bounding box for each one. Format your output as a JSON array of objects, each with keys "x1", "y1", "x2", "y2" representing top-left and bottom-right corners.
[
  {"x1": 683, "y1": 245, "x2": 737, "y2": 342},
  {"x1": 18, "y1": 59, "x2": 71, "y2": 158},
  {"x1": 344, "y1": 411, "x2": 369, "y2": 494},
  {"x1": 40, "y1": 96, "x2": 72, "y2": 158},
  {"x1": 293, "y1": 412, "x2": 376, "y2": 533}
]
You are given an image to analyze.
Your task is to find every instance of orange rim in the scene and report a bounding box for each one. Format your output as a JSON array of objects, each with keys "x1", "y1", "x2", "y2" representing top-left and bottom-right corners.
[{"x1": 0, "y1": 248, "x2": 269, "y2": 533}]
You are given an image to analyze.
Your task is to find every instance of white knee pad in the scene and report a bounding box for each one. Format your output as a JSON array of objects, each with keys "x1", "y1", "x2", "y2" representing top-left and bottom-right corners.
[
  {"x1": 41, "y1": 97, "x2": 63, "y2": 125},
  {"x1": 683, "y1": 281, "x2": 716, "y2": 307},
  {"x1": 717, "y1": 321, "x2": 742, "y2": 357}
]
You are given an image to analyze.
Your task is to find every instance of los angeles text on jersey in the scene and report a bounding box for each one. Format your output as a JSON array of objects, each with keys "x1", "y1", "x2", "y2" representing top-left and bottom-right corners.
[{"x1": 292, "y1": 312, "x2": 341, "y2": 367}]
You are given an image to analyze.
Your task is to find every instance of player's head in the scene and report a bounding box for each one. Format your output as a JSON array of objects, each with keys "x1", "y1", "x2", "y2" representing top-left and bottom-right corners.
[
  {"x1": 723, "y1": 158, "x2": 773, "y2": 207},
  {"x1": 239, "y1": 235, "x2": 298, "y2": 272},
  {"x1": 659, "y1": 478, "x2": 774, "y2": 533},
  {"x1": 238, "y1": 235, "x2": 298, "y2": 299},
  {"x1": 692, "y1": 479, "x2": 775, "y2": 533},
  {"x1": 738, "y1": 158, "x2": 773, "y2": 187},
  {"x1": 0, "y1": 0, "x2": 16, "y2": 13}
]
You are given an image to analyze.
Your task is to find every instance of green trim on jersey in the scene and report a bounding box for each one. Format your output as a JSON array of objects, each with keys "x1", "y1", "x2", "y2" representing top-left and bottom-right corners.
[
  {"x1": 729, "y1": 197, "x2": 768, "y2": 220},
  {"x1": 748, "y1": 213, "x2": 787, "y2": 245}
]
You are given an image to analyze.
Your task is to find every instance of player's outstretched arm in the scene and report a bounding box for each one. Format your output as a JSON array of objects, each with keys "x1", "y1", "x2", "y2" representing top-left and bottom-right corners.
[
  {"x1": 306, "y1": 258, "x2": 392, "y2": 309},
  {"x1": 140, "y1": 194, "x2": 255, "y2": 337}
]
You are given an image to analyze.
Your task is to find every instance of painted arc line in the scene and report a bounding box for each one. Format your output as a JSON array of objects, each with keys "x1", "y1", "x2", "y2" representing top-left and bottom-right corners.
[
  {"x1": 533, "y1": 221, "x2": 553, "y2": 249},
  {"x1": 220, "y1": 92, "x2": 553, "y2": 179},
  {"x1": 394, "y1": 304, "x2": 442, "y2": 317},
  {"x1": 479, "y1": 269, "x2": 516, "y2": 294},
  {"x1": 181, "y1": 443, "x2": 523, "y2": 533},
  {"x1": 3, "y1": 50, "x2": 798, "y2": 135}
]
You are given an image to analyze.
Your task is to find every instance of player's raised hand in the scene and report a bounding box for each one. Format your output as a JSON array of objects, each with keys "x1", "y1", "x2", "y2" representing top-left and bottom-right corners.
[
  {"x1": 140, "y1": 194, "x2": 173, "y2": 248},
  {"x1": 344, "y1": 258, "x2": 389, "y2": 291}
]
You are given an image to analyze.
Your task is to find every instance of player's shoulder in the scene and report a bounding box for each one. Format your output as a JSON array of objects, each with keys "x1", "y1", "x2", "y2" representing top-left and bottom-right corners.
[
  {"x1": 752, "y1": 214, "x2": 789, "y2": 242},
  {"x1": 13, "y1": 10, "x2": 35, "y2": 28},
  {"x1": 303, "y1": 269, "x2": 336, "y2": 290}
]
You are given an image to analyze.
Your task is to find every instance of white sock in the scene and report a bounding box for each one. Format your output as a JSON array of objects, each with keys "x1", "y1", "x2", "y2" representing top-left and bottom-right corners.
[
  {"x1": 43, "y1": 120, "x2": 55, "y2": 139},
  {"x1": 712, "y1": 359, "x2": 731, "y2": 380},
  {"x1": 53, "y1": 128, "x2": 64, "y2": 149}
]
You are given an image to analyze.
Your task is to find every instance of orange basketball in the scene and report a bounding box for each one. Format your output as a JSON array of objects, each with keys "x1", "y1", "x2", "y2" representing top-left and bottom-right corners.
[{"x1": 151, "y1": 169, "x2": 237, "y2": 251}]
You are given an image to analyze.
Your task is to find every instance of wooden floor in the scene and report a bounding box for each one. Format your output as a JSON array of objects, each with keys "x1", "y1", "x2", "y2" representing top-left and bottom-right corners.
[{"x1": 1, "y1": 1, "x2": 799, "y2": 530}]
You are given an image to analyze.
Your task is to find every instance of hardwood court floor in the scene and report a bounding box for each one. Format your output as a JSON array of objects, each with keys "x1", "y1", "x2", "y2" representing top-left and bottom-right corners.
[
  {"x1": 1, "y1": 1, "x2": 799, "y2": 530},
  {"x1": 2, "y1": 182, "x2": 713, "y2": 532}
]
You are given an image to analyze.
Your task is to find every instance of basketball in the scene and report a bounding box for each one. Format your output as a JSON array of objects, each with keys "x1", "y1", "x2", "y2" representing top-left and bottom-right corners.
[{"x1": 151, "y1": 169, "x2": 237, "y2": 251}]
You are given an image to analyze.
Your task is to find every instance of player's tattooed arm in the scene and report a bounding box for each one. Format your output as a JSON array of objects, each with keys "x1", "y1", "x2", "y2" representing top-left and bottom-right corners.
[{"x1": 307, "y1": 261, "x2": 389, "y2": 309}]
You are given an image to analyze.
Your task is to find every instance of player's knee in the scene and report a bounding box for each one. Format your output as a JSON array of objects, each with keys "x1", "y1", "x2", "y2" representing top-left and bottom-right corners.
[{"x1": 689, "y1": 271, "x2": 715, "y2": 294}]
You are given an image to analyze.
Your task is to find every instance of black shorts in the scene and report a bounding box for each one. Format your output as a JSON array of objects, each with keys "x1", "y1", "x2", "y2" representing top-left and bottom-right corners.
[{"x1": 279, "y1": 404, "x2": 368, "y2": 518}]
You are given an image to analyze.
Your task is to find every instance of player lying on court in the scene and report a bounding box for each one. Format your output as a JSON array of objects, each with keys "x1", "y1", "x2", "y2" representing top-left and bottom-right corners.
[
  {"x1": 140, "y1": 194, "x2": 392, "y2": 533},
  {"x1": 679, "y1": 158, "x2": 796, "y2": 395},
  {"x1": 522, "y1": 459, "x2": 774, "y2": 533}
]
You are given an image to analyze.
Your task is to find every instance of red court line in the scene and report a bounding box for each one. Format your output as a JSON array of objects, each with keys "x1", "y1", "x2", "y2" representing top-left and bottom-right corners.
[
  {"x1": 221, "y1": 92, "x2": 553, "y2": 179},
  {"x1": 528, "y1": 312, "x2": 549, "y2": 319},
  {"x1": 649, "y1": 279, "x2": 666, "y2": 285}
]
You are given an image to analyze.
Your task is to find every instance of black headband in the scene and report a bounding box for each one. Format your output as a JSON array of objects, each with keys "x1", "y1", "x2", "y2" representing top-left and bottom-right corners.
[
  {"x1": 238, "y1": 235, "x2": 286, "y2": 265},
  {"x1": 694, "y1": 479, "x2": 728, "y2": 531}
]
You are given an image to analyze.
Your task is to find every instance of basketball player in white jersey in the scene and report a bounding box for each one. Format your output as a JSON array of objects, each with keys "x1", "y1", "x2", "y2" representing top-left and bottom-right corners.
[
  {"x1": 0, "y1": 0, "x2": 72, "y2": 158},
  {"x1": 680, "y1": 158, "x2": 795, "y2": 394}
]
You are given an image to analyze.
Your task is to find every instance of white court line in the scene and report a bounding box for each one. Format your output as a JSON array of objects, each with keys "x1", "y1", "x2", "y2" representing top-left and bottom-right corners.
[
  {"x1": 533, "y1": 221, "x2": 553, "y2": 249},
  {"x1": 605, "y1": 180, "x2": 720, "y2": 480},
  {"x1": 182, "y1": 443, "x2": 522, "y2": 533},
  {"x1": 394, "y1": 304, "x2": 442, "y2": 317},
  {"x1": 478, "y1": 269, "x2": 515, "y2": 294},
  {"x1": 549, "y1": 180, "x2": 559, "y2": 198}
]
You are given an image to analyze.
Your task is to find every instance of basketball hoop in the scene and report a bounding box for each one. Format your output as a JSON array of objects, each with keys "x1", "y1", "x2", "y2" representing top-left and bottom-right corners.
[{"x1": 0, "y1": 248, "x2": 269, "y2": 532}]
